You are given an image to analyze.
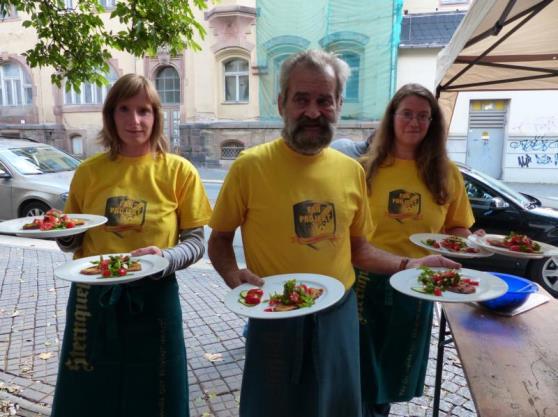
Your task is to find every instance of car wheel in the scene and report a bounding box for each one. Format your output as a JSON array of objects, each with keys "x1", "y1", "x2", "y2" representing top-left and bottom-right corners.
[
  {"x1": 527, "y1": 256, "x2": 558, "y2": 297},
  {"x1": 20, "y1": 201, "x2": 51, "y2": 217}
]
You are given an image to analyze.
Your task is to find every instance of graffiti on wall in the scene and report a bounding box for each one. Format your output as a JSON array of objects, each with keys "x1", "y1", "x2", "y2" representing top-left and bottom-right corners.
[{"x1": 509, "y1": 136, "x2": 558, "y2": 168}]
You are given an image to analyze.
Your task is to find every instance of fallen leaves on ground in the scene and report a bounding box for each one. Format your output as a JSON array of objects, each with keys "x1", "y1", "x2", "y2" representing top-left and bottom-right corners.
[
  {"x1": 0, "y1": 383, "x2": 21, "y2": 395},
  {"x1": 0, "y1": 400, "x2": 18, "y2": 415},
  {"x1": 37, "y1": 352, "x2": 54, "y2": 360},
  {"x1": 203, "y1": 352, "x2": 223, "y2": 363}
]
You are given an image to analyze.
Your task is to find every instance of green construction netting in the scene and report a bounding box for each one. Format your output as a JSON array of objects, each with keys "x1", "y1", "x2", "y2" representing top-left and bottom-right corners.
[{"x1": 256, "y1": 0, "x2": 403, "y2": 121}]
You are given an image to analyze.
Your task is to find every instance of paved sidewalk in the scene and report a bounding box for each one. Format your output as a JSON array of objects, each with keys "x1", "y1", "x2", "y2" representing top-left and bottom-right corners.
[{"x1": 0, "y1": 241, "x2": 477, "y2": 417}]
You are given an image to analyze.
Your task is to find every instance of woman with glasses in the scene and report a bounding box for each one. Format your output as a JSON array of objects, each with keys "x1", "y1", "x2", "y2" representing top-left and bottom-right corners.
[{"x1": 356, "y1": 83, "x2": 479, "y2": 417}]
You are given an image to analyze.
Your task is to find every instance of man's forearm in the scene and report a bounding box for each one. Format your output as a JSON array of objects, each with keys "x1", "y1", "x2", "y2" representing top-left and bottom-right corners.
[
  {"x1": 208, "y1": 232, "x2": 241, "y2": 284},
  {"x1": 351, "y1": 239, "x2": 404, "y2": 275}
]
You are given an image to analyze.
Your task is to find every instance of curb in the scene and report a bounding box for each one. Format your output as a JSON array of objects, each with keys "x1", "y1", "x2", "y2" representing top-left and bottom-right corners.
[{"x1": 202, "y1": 179, "x2": 224, "y2": 184}]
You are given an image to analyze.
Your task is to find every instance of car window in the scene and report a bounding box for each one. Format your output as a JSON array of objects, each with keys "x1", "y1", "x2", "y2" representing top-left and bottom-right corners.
[
  {"x1": 464, "y1": 178, "x2": 495, "y2": 202},
  {"x1": 0, "y1": 146, "x2": 79, "y2": 174}
]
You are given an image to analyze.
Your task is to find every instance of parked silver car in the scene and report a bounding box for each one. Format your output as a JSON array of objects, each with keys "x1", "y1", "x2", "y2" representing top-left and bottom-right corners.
[{"x1": 0, "y1": 138, "x2": 79, "y2": 220}]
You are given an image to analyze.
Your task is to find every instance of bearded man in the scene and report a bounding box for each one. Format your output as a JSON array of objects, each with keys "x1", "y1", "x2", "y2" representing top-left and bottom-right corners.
[{"x1": 208, "y1": 49, "x2": 458, "y2": 417}]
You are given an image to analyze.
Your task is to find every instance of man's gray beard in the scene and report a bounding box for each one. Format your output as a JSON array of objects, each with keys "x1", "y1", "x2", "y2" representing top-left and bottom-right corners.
[{"x1": 282, "y1": 119, "x2": 336, "y2": 155}]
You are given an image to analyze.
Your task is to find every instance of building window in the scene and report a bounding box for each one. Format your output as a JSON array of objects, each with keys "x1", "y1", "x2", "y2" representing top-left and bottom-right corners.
[
  {"x1": 100, "y1": 0, "x2": 115, "y2": 8},
  {"x1": 155, "y1": 66, "x2": 180, "y2": 104},
  {"x1": 70, "y1": 135, "x2": 84, "y2": 156},
  {"x1": 224, "y1": 58, "x2": 249, "y2": 102},
  {"x1": 1, "y1": 3, "x2": 18, "y2": 18},
  {"x1": 64, "y1": 0, "x2": 73, "y2": 9},
  {"x1": 64, "y1": 67, "x2": 117, "y2": 105},
  {"x1": 339, "y1": 52, "x2": 360, "y2": 102},
  {"x1": 220, "y1": 140, "x2": 245, "y2": 160},
  {"x1": 0, "y1": 62, "x2": 32, "y2": 107}
]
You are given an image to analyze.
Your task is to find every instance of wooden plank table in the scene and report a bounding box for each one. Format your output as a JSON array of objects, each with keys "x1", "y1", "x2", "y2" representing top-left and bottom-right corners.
[{"x1": 433, "y1": 294, "x2": 558, "y2": 417}]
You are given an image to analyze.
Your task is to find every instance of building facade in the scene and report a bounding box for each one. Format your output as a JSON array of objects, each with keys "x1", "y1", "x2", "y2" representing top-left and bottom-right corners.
[{"x1": 2, "y1": 0, "x2": 557, "y2": 183}]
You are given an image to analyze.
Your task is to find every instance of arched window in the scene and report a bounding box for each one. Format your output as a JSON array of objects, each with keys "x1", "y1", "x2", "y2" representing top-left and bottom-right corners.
[
  {"x1": 220, "y1": 140, "x2": 245, "y2": 160},
  {"x1": 0, "y1": 62, "x2": 32, "y2": 107},
  {"x1": 224, "y1": 58, "x2": 249, "y2": 102},
  {"x1": 64, "y1": 67, "x2": 117, "y2": 105},
  {"x1": 339, "y1": 52, "x2": 360, "y2": 102},
  {"x1": 155, "y1": 66, "x2": 180, "y2": 104},
  {"x1": 70, "y1": 135, "x2": 84, "y2": 155}
]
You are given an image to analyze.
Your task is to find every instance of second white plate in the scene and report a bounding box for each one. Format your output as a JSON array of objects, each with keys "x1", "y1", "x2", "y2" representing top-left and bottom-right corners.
[
  {"x1": 54, "y1": 253, "x2": 169, "y2": 285},
  {"x1": 409, "y1": 233, "x2": 493, "y2": 258},
  {"x1": 390, "y1": 267, "x2": 508, "y2": 303},
  {"x1": 224, "y1": 273, "x2": 345, "y2": 319}
]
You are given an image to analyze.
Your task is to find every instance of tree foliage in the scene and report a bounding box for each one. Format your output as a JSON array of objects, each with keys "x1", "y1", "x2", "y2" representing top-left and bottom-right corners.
[{"x1": 0, "y1": 0, "x2": 207, "y2": 90}]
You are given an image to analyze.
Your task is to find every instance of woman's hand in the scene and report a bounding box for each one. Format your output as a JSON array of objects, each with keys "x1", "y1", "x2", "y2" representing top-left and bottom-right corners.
[
  {"x1": 472, "y1": 229, "x2": 486, "y2": 237},
  {"x1": 131, "y1": 246, "x2": 163, "y2": 257}
]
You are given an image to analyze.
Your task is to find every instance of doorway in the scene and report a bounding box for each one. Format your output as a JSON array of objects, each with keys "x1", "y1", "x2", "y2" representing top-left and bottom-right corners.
[{"x1": 466, "y1": 100, "x2": 508, "y2": 178}]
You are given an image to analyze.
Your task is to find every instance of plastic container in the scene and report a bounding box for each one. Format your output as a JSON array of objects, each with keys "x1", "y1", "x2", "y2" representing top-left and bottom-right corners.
[{"x1": 478, "y1": 273, "x2": 538, "y2": 312}]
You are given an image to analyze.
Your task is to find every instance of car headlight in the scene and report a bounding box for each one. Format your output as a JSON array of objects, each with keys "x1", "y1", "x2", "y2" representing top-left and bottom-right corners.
[{"x1": 60, "y1": 192, "x2": 69, "y2": 202}]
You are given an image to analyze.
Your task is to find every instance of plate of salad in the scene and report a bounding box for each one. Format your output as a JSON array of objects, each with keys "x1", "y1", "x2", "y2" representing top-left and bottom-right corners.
[
  {"x1": 54, "y1": 253, "x2": 169, "y2": 285},
  {"x1": 0, "y1": 210, "x2": 107, "y2": 238},
  {"x1": 469, "y1": 232, "x2": 558, "y2": 259},
  {"x1": 409, "y1": 233, "x2": 493, "y2": 258},
  {"x1": 390, "y1": 267, "x2": 508, "y2": 302},
  {"x1": 223, "y1": 273, "x2": 345, "y2": 319}
]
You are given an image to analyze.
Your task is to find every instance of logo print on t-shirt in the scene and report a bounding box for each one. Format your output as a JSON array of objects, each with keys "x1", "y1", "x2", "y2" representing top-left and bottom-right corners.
[
  {"x1": 387, "y1": 189, "x2": 422, "y2": 223},
  {"x1": 103, "y1": 196, "x2": 147, "y2": 234},
  {"x1": 292, "y1": 201, "x2": 337, "y2": 250}
]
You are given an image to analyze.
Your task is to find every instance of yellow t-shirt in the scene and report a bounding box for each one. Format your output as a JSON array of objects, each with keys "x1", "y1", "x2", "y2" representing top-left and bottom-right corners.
[
  {"x1": 65, "y1": 152, "x2": 212, "y2": 258},
  {"x1": 210, "y1": 138, "x2": 371, "y2": 289},
  {"x1": 367, "y1": 159, "x2": 474, "y2": 257}
]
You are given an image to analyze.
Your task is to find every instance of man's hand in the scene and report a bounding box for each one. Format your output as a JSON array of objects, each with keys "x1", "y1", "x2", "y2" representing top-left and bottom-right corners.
[
  {"x1": 224, "y1": 268, "x2": 264, "y2": 289},
  {"x1": 408, "y1": 255, "x2": 461, "y2": 270}
]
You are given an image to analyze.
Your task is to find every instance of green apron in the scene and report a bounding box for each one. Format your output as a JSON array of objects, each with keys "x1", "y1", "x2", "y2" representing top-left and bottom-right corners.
[
  {"x1": 51, "y1": 274, "x2": 188, "y2": 417},
  {"x1": 240, "y1": 290, "x2": 361, "y2": 417},
  {"x1": 356, "y1": 268, "x2": 433, "y2": 406}
]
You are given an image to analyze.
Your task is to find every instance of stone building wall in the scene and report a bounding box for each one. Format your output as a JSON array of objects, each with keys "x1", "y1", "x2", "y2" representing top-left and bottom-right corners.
[{"x1": 180, "y1": 120, "x2": 377, "y2": 166}]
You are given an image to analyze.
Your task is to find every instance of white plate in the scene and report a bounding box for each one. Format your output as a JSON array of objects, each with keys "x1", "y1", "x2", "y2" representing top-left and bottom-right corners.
[
  {"x1": 0, "y1": 214, "x2": 108, "y2": 238},
  {"x1": 409, "y1": 233, "x2": 493, "y2": 259},
  {"x1": 390, "y1": 268, "x2": 508, "y2": 303},
  {"x1": 224, "y1": 273, "x2": 345, "y2": 319},
  {"x1": 54, "y1": 253, "x2": 169, "y2": 285},
  {"x1": 469, "y1": 234, "x2": 557, "y2": 259}
]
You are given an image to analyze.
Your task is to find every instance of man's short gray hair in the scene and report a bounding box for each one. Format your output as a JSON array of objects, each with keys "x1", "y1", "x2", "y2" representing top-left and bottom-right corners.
[{"x1": 279, "y1": 49, "x2": 351, "y2": 105}]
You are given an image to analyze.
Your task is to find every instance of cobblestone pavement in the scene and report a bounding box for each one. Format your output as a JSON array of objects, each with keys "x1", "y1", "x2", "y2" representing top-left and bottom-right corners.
[{"x1": 0, "y1": 241, "x2": 477, "y2": 417}]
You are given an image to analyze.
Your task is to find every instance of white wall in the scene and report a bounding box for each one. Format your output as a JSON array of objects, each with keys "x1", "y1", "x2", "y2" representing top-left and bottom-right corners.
[
  {"x1": 449, "y1": 91, "x2": 558, "y2": 183},
  {"x1": 396, "y1": 49, "x2": 439, "y2": 92}
]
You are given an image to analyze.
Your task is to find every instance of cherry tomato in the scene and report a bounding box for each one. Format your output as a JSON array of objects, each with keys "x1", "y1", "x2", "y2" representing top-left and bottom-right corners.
[
  {"x1": 118, "y1": 268, "x2": 127, "y2": 276},
  {"x1": 289, "y1": 292, "x2": 300, "y2": 304},
  {"x1": 65, "y1": 221, "x2": 75, "y2": 228},
  {"x1": 102, "y1": 270, "x2": 112, "y2": 278},
  {"x1": 247, "y1": 288, "x2": 263, "y2": 297},
  {"x1": 40, "y1": 222, "x2": 54, "y2": 231},
  {"x1": 244, "y1": 293, "x2": 261, "y2": 305},
  {"x1": 433, "y1": 288, "x2": 442, "y2": 296}
]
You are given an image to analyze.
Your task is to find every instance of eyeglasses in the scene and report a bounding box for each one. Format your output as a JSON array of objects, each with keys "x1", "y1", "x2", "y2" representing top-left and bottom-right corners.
[{"x1": 394, "y1": 111, "x2": 432, "y2": 124}]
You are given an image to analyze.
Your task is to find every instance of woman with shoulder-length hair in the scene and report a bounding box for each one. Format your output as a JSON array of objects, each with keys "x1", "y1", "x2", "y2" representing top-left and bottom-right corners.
[
  {"x1": 51, "y1": 73, "x2": 212, "y2": 417},
  {"x1": 357, "y1": 83, "x2": 482, "y2": 417}
]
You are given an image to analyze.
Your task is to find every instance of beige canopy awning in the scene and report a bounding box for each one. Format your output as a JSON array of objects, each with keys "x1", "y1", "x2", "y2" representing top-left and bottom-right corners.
[{"x1": 435, "y1": 0, "x2": 558, "y2": 124}]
